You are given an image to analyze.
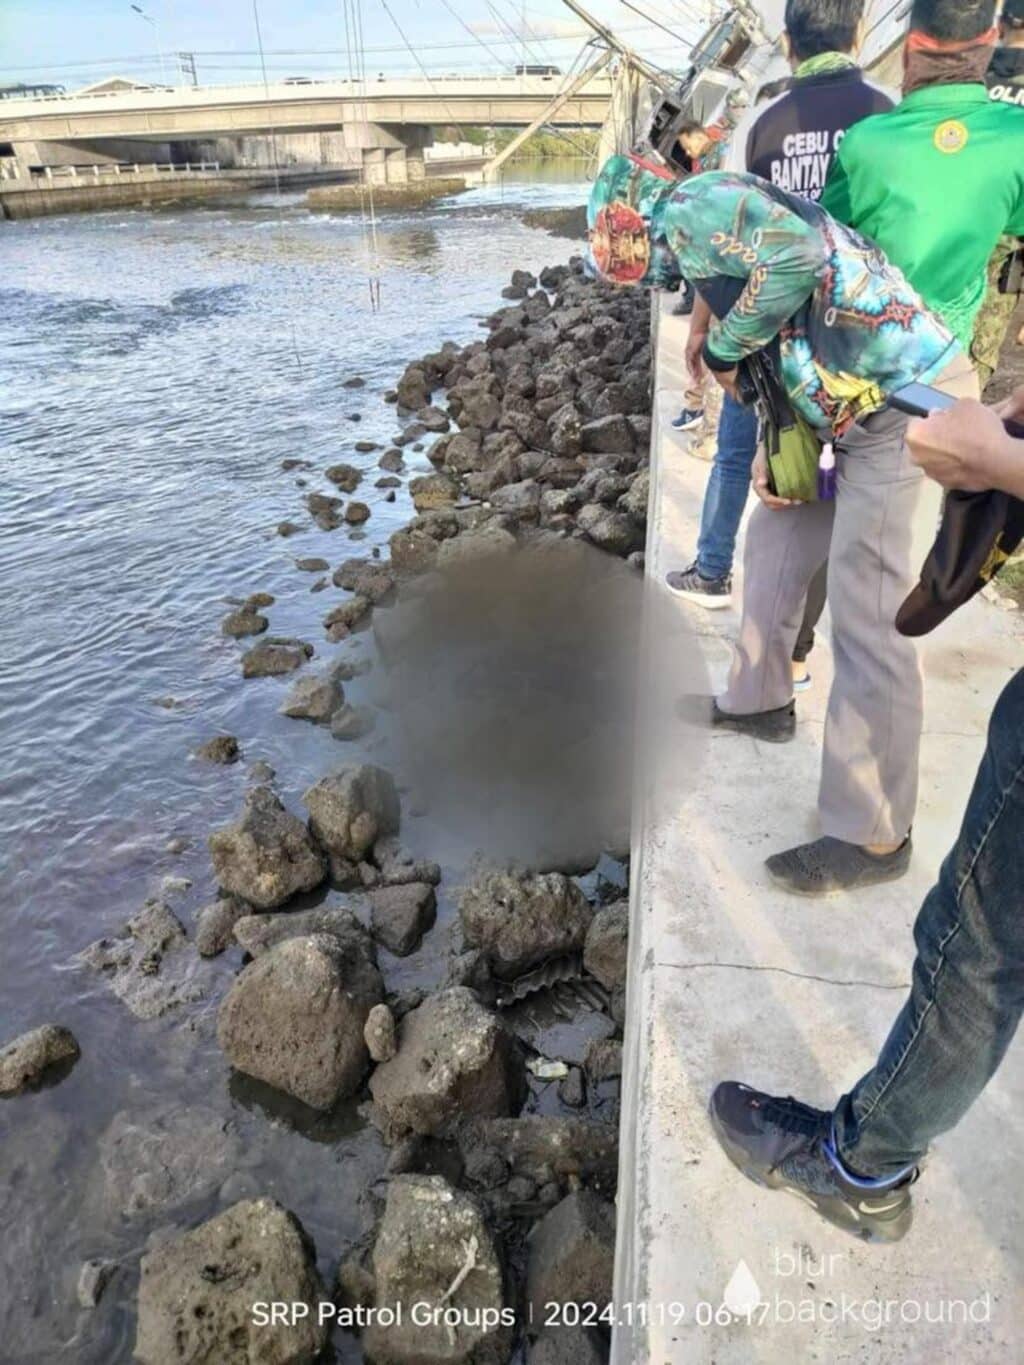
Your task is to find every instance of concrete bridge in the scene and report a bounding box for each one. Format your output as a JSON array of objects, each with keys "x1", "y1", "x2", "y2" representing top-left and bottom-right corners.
[
  {"x1": 0, "y1": 71, "x2": 614, "y2": 194},
  {"x1": 0, "y1": 73, "x2": 612, "y2": 144}
]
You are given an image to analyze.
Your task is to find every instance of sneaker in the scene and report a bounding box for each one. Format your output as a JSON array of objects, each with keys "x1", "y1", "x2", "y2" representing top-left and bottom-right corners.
[
  {"x1": 671, "y1": 407, "x2": 705, "y2": 432},
  {"x1": 666, "y1": 565, "x2": 732, "y2": 608},
  {"x1": 709, "y1": 1082, "x2": 915, "y2": 1243},
  {"x1": 711, "y1": 697, "x2": 796, "y2": 743},
  {"x1": 792, "y1": 670, "x2": 812, "y2": 694},
  {"x1": 765, "y1": 835, "x2": 912, "y2": 897}
]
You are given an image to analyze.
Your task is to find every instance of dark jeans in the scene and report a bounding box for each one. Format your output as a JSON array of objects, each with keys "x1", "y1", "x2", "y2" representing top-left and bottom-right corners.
[
  {"x1": 834, "y1": 669, "x2": 1024, "y2": 1177},
  {"x1": 696, "y1": 393, "x2": 828, "y2": 665}
]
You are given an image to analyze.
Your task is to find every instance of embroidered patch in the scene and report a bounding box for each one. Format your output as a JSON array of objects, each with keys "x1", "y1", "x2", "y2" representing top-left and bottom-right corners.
[{"x1": 934, "y1": 119, "x2": 969, "y2": 155}]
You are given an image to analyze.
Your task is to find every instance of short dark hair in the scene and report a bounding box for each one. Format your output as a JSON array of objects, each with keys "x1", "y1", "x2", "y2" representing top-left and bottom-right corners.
[
  {"x1": 909, "y1": 0, "x2": 997, "y2": 40},
  {"x1": 1001, "y1": 0, "x2": 1024, "y2": 29},
  {"x1": 676, "y1": 119, "x2": 705, "y2": 138},
  {"x1": 784, "y1": 0, "x2": 865, "y2": 61}
]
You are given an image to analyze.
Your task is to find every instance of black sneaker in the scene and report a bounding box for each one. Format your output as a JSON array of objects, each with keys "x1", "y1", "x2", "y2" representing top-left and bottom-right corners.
[
  {"x1": 709, "y1": 1082, "x2": 915, "y2": 1243},
  {"x1": 711, "y1": 697, "x2": 795, "y2": 743},
  {"x1": 765, "y1": 835, "x2": 912, "y2": 897},
  {"x1": 666, "y1": 564, "x2": 732, "y2": 608}
]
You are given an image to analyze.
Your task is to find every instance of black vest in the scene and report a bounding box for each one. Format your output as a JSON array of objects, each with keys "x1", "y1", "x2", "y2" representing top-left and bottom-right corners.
[{"x1": 743, "y1": 66, "x2": 894, "y2": 202}]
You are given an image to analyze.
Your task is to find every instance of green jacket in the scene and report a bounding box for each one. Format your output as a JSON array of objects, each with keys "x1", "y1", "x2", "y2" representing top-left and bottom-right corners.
[{"x1": 821, "y1": 83, "x2": 1024, "y2": 348}]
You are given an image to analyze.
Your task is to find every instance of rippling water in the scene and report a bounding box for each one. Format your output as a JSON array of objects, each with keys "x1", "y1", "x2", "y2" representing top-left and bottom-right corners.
[{"x1": 0, "y1": 165, "x2": 600, "y2": 1363}]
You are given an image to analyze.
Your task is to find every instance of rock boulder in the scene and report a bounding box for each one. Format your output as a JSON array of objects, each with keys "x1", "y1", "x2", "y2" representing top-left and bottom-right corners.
[{"x1": 209, "y1": 787, "x2": 326, "y2": 909}]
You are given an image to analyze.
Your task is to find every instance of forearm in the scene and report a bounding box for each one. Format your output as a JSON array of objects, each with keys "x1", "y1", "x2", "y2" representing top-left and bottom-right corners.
[
  {"x1": 986, "y1": 436, "x2": 1024, "y2": 500},
  {"x1": 690, "y1": 292, "x2": 712, "y2": 337}
]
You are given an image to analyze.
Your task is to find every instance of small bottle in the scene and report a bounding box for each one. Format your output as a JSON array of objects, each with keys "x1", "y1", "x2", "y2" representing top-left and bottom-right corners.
[{"x1": 818, "y1": 442, "x2": 836, "y2": 501}]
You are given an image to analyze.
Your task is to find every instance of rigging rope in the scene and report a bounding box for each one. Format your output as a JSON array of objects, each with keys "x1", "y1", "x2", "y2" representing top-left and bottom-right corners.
[{"x1": 252, "y1": 0, "x2": 303, "y2": 370}]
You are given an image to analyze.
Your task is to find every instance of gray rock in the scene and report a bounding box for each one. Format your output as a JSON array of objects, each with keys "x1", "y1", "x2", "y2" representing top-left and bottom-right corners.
[
  {"x1": 208, "y1": 787, "x2": 326, "y2": 910},
  {"x1": 330, "y1": 703, "x2": 377, "y2": 741},
  {"x1": 196, "y1": 734, "x2": 240, "y2": 765},
  {"x1": 232, "y1": 905, "x2": 374, "y2": 961},
  {"x1": 241, "y1": 638, "x2": 313, "y2": 678},
  {"x1": 307, "y1": 490, "x2": 345, "y2": 530},
  {"x1": 279, "y1": 673, "x2": 344, "y2": 723},
  {"x1": 77, "y1": 1258, "x2": 115, "y2": 1309},
  {"x1": 397, "y1": 366, "x2": 431, "y2": 410},
  {"x1": 618, "y1": 469, "x2": 650, "y2": 523},
  {"x1": 489, "y1": 478, "x2": 541, "y2": 524},
  {"x1": 304, "y1": 765, "x2": 400, "y2": 882},
  {"x1": 135, "y1": 1199, "x2": 328, "y2": 1365},
  {"x1": 575, "y1": 504, "x2": 642, "y2": 557},
  {"x1": 583, "y1": 901, "x2": 629, "y2": 991},
  {"x1": 459, "y1": 871, "x2": 593, "y2": 979},
  {"x1": 354, "y1": 439, "x2": 380, "y2": 453},
  {"x1": 99, "y1": 1103, "x2": 242, "y2": 1219},
  {"x1": 436, "y1": 524, "x2": 517, "y2": 566},
  {"x1": 194, "y1": 896, "x2": 248, "y2": 958},
  {"x1": 0, "y1": 1024, "x2": 80, "y2": 1095},
  {"x1": 416, "y1": 404, "x2": 451, "y2": 434},
  {"x1": 464, "y1": 1116, "x2": 619, "y2": 1184},
  {"x1": 364, "y1": 1176, "x2": 510, "y2": 1365},
  {"x1": 369, "y1": 882, "x2": 437, "y2": 957},
  {"x1": 364, "y1": 1002, "x2": 397, "y2": 1062},
  {"x1": 547, "y1": 402, "x2": 582, "y2": 457},
  {"x1": 557, "y1": 1067, "x2": 586, "y2": 1109},
  {"x1": 379, "y1": 448, "x2": 405, "y2": 472},
  {"x1": 332, "y1": 558, "x2": 395, "y2": 602},
  {"x1": 410, "y1": 472, "x2": 459, "y2": 511},
  {"x1": 527, "y1": 1190, "x2": 615, "y2": 1319},
  {"x1": 325, "y1": 462, "x2": 362, "y2": 492},
  {"x1": 345, "y1": 501, "x2": 371, "y2": 525},
  {"x1": 217, "y1": 934, "x2": 383, "y2": 1108},
  {"x1": 365, "y1": 835, "x2": 441, "y2": 888},
  {"x1": 295, "y1": 556, "x2": 330, "y2": 572},
  {"x1": 584, "y1": 1039, "x2": 622, "y2": 1082},
  {"x1": 581, "y1": 414, "x2": 635, "y2": 454},
  {"x1": 78, "y1": 901, "x2": 202, "y2": 1019},
  {"x1": 369, "y1": 988, "x2": 527, "y2": 1138},
  {"x1": 324, "y1": 594, "x2": 371, "y2": 641},
  {"x1": 277, "y1": 520, "x2": 304, "y2": 537},
  {"x1": 221, "y1": 608, "x2": 268, "y2": 638},
  {"x1": 390, "y1": 526, "x2": 441, "y2": 575}
]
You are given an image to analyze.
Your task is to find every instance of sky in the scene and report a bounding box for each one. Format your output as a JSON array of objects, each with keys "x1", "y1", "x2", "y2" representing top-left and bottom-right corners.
[{"x1": 0, "y1": 0, "x2": 738, "y2": 89}]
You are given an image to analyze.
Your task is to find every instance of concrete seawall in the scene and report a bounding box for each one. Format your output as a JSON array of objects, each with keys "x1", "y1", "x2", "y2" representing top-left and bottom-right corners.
[{"x1": 612, "y1": 292, "x2": 1024, "y2": 1361}]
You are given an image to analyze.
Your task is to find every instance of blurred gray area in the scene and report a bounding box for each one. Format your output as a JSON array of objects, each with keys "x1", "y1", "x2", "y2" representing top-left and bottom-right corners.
[{"x1": 374, "y1": 536, "x2": 709, "y2": 871}]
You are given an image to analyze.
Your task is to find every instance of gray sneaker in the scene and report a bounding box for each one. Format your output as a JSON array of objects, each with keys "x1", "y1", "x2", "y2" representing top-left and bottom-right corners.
[
  {"x1": 709, "y1": 1082, "x2": 915, "y2": 1243},
  {"x1": 667, "y1": 565, "x2": 732, "y2": 609},
  {"x1": 766, "y1": 835, "x2": 912, "y2": 897}
]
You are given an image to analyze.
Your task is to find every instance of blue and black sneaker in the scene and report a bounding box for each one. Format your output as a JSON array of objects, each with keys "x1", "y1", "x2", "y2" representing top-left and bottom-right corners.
[
  {"x1": 671, "y1": 406, "x2": 705, "y2": 432},
  {"x1": 709, "y1": 1082, "x2": 916, "y2": 1243}
]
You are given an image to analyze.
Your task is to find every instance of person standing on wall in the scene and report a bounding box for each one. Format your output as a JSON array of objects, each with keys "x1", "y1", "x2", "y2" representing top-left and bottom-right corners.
[
  {"x1": 668, "y1": 0, "x2": 893, "y2": 691},
  {"x1": 973, "y1": 0, "x2": 1024, "y2": 389}
]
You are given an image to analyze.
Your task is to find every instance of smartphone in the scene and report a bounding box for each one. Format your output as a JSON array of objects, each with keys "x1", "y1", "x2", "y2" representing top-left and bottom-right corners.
[{"x1": 888, "y1": 383, "x2": 961, "y2": 418}]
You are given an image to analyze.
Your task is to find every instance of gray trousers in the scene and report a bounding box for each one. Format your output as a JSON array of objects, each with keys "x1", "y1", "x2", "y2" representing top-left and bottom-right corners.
[{"x1": 720, "y1": 357, "x2": 978, "y2": 846}]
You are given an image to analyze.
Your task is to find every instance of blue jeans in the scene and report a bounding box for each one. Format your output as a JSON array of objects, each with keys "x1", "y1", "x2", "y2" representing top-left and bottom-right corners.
[
  {"x1": 834, "y1": 669, "x2": 1024, "y2": 1177},
  {"x1": 695, "y1": 393, "x2": 759, "y2": 581}
]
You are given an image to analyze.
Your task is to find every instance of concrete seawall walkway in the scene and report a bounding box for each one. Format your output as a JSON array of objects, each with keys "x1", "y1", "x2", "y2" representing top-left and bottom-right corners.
[{"x1": 613, "y1": 293, "x2": 1024, "y2": 1362}]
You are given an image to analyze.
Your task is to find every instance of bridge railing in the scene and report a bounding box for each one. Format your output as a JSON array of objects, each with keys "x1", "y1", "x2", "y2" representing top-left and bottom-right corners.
[
  {"x1": 0, "y1": 73, "x2": 614, "y2": 108},
  {"x1": 0, "y1": 160, "x2": 220, "y2": 181}
]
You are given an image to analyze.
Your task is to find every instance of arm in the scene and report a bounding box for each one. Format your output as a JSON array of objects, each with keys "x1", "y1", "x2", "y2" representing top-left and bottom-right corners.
[
  {"x1": 820, "y1": 135, "x2": 853, "y2": 225},
  {"x1": 906, "y1": 393, "x2": 1024, "y2": 499},
  {"x1": 685, "y1": 293, "x2": 713, "y2": 384}
]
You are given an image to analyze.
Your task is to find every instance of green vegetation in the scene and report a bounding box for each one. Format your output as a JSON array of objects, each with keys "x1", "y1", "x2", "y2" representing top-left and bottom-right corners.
[
  {"x1": 999, "y1": 558, "x2": 1024, "y2": 608},
  {"x1": 439, "y1": 125, "x2": 600, "y2": 160}
]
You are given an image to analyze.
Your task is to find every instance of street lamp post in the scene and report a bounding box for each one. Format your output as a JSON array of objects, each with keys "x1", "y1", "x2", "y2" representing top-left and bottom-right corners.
[{"x1": 130, "y1": 4, "x2": 171, "y2": 87}]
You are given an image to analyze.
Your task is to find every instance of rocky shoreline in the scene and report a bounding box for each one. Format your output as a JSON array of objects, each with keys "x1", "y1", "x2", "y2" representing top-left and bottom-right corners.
[
  {"x1": 307, "y1": 177, "x2": 470, "y2": 212},
  {"x1": 6, "y1": 252, "x2": 653, "y2": 1363}
]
